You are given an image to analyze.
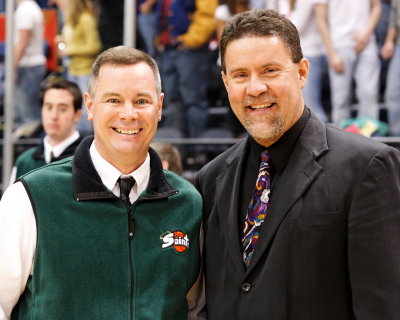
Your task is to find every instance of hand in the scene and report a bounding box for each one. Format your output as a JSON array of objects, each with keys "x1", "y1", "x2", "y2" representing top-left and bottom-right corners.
[
  {"x1": 329, "y1": 51, "x2": 345, "y2": 73},
  {"x1": 54, "y1": 34, "x2": 63, "y2": 44},
  {"x1": 55, "y1": 34, "x2": 66, "y2": 57},
  {"x1": 139, "y1": 0, "x2": 154, "y2": 14},
  {"x1": 354, "y1": 30, "x2": 370, "y2": 54},
  {"x1": 381, "y1": 41, "x2": 394, "y2": 60}
]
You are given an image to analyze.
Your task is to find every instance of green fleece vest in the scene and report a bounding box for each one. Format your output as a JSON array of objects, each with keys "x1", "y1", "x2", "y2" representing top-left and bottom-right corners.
[
  {"x1": 15, "y1": 147, "x2": 46, "y2": 179},
  {"x1": 15, "y1": 158, "x2": 202, "y2": 320}
]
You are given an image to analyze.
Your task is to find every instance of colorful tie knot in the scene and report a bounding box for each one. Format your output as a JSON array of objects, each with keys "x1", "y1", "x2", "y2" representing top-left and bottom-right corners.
[{"x1": 261, "y1": 150, "x2": 270, "y2": 163}]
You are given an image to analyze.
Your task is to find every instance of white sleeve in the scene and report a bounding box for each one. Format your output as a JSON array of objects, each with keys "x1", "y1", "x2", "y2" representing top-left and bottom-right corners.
[
  {"x1": 0, "y1": 182, "x2": 36, "y2": 320},
  {"x1": 313, "y1": 0, "x2": 328, "y2": 4},
  {"x1": 8, "y1": 167, "x2": 16, "y2": 187},
  {"x1": 14, "y1": 5, "x2": 35, "y2": 31},
  {"x1": 291, "y1": 0, "x2": 312, "y2": 34},
  {"x1": 214, "y1": 4, "x2": 231, "y2": 21}
]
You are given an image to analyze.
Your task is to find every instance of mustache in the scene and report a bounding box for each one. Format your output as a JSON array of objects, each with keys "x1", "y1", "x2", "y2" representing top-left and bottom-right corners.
[{"x1": 243, "y1": 94, "x2": 276, "y2": 106}]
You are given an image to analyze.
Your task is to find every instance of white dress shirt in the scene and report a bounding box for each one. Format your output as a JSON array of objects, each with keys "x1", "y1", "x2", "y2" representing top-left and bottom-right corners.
[
  {"x1": 43, "y1": 130, "x2": 80, "y2": 163},
  {"x1": 89, "y1": 143, "x2": 150, "y2": 203},
  {"x1": 0, "y1": 141, "x2": 150, "y2": 320}
]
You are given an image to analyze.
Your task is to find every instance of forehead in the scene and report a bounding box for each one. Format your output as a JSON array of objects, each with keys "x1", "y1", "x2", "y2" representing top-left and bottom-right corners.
[
  {"x1": 96, "y1": 62, "x2": 156, "y2": 89},
  {"x1": 224, "y1": 36, "x2": 291, "y2": 70},
  {"x1": 43, "y1": 88, "x2": 74, "y2": 103}
]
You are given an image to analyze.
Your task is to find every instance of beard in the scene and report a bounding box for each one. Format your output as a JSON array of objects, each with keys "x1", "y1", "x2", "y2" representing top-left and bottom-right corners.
[{"x1": 241, "y1": 112, "x2": 285, "y2": 146}]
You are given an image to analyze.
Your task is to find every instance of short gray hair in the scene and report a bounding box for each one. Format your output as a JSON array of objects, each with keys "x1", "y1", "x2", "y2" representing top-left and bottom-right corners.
[{"x1": 88, "y1": 46, "x2": 162, "y2": 96}]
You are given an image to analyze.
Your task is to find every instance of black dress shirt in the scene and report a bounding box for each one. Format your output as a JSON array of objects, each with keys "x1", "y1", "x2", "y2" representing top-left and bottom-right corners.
[{"x1": 239, "y1": 107, "x2": 311, "y2": 231}]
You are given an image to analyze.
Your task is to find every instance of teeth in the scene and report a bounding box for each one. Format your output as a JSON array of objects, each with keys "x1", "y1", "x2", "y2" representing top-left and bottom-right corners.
[
  {"x1": 251, "y1": 103, "x2": 273, "y2": 109},
  {"x1": 115, "y1": 128, "x2": 140, "y2": 134}
]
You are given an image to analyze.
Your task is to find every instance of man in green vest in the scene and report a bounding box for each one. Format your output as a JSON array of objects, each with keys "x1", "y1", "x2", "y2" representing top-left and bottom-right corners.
[
  {"x1": 10, "y1": 78, "x2": 83, "y2": 183},
  {"x1": 0, "y1": 46, "x2": 204, "y2": 320}
]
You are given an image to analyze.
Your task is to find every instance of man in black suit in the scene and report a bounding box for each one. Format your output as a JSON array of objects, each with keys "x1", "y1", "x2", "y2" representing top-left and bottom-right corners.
[{"x1": 196, "y1": 9, "x2": 400, "y2": 319}]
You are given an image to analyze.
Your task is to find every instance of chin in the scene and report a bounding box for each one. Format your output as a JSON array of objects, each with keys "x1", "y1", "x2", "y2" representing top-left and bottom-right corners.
[{"x1": 246, "y1": 120, "x2": 285, "y2": 143}]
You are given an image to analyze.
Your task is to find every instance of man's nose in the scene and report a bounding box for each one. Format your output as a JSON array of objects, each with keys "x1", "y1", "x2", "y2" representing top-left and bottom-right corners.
[
  {"x1": 120, "y1": 103, "x2": 139, "y2": 120},
  {"x1": 50, "y1": 109, "x2": 59, "y2": 118},
  {"x1": 246, "y1": 75, "x2": 268, "y2": 96}
]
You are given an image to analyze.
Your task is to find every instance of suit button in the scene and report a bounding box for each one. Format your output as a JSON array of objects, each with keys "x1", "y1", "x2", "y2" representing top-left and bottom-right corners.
[{"x1": 240, "y1": 282, "x2": 251, "y2": 292}]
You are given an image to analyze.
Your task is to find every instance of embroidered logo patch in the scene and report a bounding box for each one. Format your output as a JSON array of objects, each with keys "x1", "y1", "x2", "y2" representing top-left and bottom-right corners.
[{"x1": 161, "y1": 231, "x2": 189, "y2": 253}]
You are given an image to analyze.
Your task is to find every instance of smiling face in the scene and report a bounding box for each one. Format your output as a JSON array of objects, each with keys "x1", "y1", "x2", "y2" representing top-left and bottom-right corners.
[
  {"x1": 222, "y1": 36, "x2": 309, "y2": 147},
  {"x1": 84, "y1": 62, "x2": 163, "y2": 173},
  {"x1": 42, "y1": 88, "x2": 81, "y2": 146}
]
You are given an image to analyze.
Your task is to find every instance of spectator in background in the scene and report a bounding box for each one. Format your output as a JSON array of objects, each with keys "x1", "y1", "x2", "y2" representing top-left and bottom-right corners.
[
  {"x1": 36, "y1": 0, "x2": 55, "y2": 8},
  {"x1": 315, "y1": 0, "x2": 382, "y2": 125},
  {"x1": 137, "y1": 0, "x2": 157, "y2": 57},
  {"x1": 96, "y1": 0, "x2": 124, "y2": 51},
  {"x1": 381, "y1": 0, "x2": 400, "y2": 135},
  {"x1": 375, "y1": 0, "x2": 392, "y2": 103},
  {"x1": 14, "y1": 0, "x2": 46, "y2": 131},
  {"x1": 214, "y1": 0, "x2": 250, "y2": 71},
  {"x1": 291, "y1": 0, "x2": 329, "y2": 123},
  {"x1": 10, "y1": 78, "x2": 82, "y2": 183},
  {"x1": 151, "y1": 141, "x2": 183, "y2": 175},
  {"x1": 55, "y1": 0, "x2": 101, "y2": 136},
  {"x1": 156, "y1": 0, "x2": 217, "y2": 138}
]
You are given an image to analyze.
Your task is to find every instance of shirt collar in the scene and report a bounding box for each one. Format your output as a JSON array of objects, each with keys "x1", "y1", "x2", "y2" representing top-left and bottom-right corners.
[
  {"x1": 250, "y1": 106, "x2": 310, "y2": 173},
  {"x1": 89, "y1": 141, "x2": 150, "y2": 197},
  {"x1": 43, "y1": 130, "x2": 80, "y2": 163}
]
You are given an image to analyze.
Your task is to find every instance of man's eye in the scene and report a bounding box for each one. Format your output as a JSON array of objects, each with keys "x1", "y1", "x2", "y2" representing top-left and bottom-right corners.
[
  {"x1": 137, "y1": 99, "x2": 149, "y2": 105},
  {"x1": 233, "y1": 72, "x2": 247, "y2": 78},
  {"x1": 107, "y1": 98, "x2": 119, "y2": 104}
]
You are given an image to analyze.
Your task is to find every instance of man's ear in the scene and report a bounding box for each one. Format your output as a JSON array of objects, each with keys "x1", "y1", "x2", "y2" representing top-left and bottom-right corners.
[
  {"x1": 298, "y1": 58, "x2": 309, "y2": 89},
  {"x1": 84, "y1": 92, "x2": 94, "y2": 120},
  {"x1": 221, "y1": 71, "x2": 228, "y2": 90},
  {"x1": 157, "y1": 93, "x2": 164, "y2": 122},
  {"x1": 74, "y1": 109, "x2": 82, "y2": 123}
]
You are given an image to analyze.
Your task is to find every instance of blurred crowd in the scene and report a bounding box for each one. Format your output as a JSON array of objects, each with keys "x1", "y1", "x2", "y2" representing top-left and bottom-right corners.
[{"x1": 0, "y1": 0, "x2": 399, "y2": 139}]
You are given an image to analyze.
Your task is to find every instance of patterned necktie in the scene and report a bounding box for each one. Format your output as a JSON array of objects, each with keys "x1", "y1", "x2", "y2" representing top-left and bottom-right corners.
[
  {"x1": 118, "y1": 176, "x2": 136, "y2": 208},
  {"x1": 242, "y1": 150, "x2": 271, "y2": 268}
]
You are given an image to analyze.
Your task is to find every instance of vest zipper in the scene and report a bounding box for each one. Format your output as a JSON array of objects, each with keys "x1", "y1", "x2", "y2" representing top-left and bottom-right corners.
[
  {"x1": 127, "y1": 205, "x2": 134, "y2": 320},
  {"x1": 126, "y1": 189, "x2": 178, "y2": 319},
  {"x1": 127, "y1": 191, "x2": 177, "y2": 241}
]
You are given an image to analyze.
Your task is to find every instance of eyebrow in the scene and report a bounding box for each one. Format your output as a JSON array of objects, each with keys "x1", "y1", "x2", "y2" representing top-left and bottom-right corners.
[
  {"x1": 43, "y1": 102, "x2": 70, "y2": 108},
  {"x1": 100, "y1": 91, "x2": 153, "y2": 99},
  {"x1": 228, "y1": 62, "x2": 283, "y2": 74},
  {"x1": 100, "y1": 92, "x2": 122, "y2": 99}
]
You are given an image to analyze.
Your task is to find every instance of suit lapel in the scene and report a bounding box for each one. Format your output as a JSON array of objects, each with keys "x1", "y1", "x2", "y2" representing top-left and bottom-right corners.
[
  {"x1": 245, "y1": 115, "x2": 329, "y2": 274},
  {"x1": 215, "y1": 140, "x2": 248, "y2": 275}
]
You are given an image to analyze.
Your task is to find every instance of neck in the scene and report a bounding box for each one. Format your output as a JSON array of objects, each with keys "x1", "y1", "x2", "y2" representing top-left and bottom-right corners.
[
  {"x1": 117, "y1": 161, "x2": 144, "y2": 175},
  {"x1": 47, "y1": 130, "x2": 75, "y2": 147},
  {"x1": 47, "y1": 137, "x2": 62, "y2": 147}
]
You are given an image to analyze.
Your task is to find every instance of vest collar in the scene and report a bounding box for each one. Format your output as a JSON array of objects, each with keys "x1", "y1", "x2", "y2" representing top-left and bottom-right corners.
[{"x1": 72, "y1": 136, "x2": 177, "y2": 201}]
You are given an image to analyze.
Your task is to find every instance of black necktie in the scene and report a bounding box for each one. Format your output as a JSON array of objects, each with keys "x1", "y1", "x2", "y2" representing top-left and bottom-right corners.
[
  {"x1": 50, "y1": 151, "x2": 56, "y2": 163},
  {"x1": 118, "y1": 176, "x2": 136, "y2": 207}
]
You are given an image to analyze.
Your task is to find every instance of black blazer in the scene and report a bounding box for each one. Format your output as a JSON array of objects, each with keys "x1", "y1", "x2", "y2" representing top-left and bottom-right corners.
[{"x1": 196, "y1": 113, "x2": 400, "y2": 319}]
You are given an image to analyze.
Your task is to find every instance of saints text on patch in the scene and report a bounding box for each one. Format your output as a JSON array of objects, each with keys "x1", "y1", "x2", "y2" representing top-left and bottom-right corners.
[{"x1": 161, "y1": 231, "x2": 190, "y2": 253}]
